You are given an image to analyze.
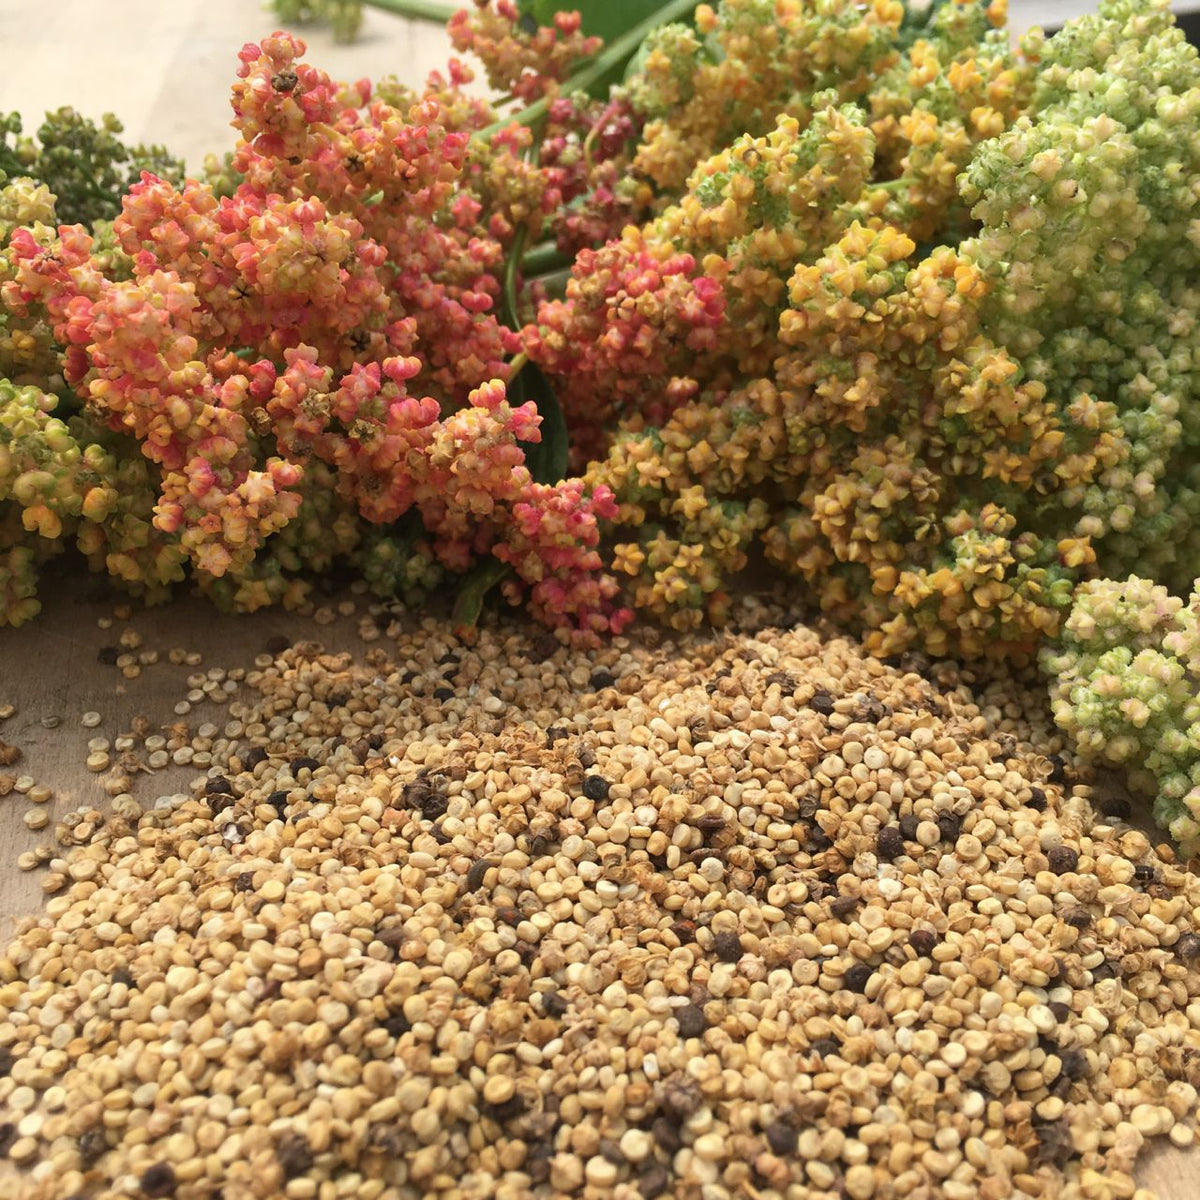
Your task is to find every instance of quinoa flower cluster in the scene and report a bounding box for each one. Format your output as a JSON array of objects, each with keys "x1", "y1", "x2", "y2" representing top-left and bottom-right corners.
[{"x1": 0, "y1": 24, "x2": 634, "y2": 639}]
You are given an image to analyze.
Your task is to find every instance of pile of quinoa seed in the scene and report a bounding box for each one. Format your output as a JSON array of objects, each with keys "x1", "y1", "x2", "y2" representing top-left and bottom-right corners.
[{"x1": 2, "y1": 609, "x2": 1200, "y2": 1200}]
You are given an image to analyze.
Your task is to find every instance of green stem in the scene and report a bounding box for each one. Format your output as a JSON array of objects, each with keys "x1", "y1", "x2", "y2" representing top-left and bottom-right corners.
[
  {"x1": 504, "y1": 226, "x2": 529, "y2": 331},
  {"x1": 520, "y1": 241, "x2": 571, "y2": 277},
  {"x1": 507, "y1": 350, "x2": 529, "y2": 378},
  {"x1": 361, "y1": 0, "x2": 459, "y2": 22},
  {"x1": 472, "y1": 0, "x2": 700, "y2": 145}
]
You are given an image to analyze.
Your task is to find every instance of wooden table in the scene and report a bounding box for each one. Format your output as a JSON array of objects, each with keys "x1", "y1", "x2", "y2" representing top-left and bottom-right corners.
[{"x1": 0, "y1": 582, "x2": 1195, "y2": 1197}]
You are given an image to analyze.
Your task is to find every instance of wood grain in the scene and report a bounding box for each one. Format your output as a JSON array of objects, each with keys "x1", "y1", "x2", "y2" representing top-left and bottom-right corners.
[{"x1": 0, "y1": 582, "x2": 1195, "y2": 1195}]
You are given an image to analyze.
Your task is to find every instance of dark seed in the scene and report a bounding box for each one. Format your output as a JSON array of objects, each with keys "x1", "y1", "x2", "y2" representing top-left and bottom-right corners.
[
  {"x1": 697, "y1": 814, "x2": 726, "y2": 835},
  {"x1": 433, "y1": 687, "x2": 454, "y2": 701},
  {"x1": 671, "y1": 920, "x2": 697, "y2": 944},
  {"x1": 1090, "y1": 960, "x2": 1120, "y2": 982},
  {"x1": 235, "y1": 872, "x2": 255, "y2": 893},
  {"x1": 1064, "y1": 907, "x2": 1091, "y2": 929},
  {"x1": 376, "y1": 925, "x2": 405, "y2": 950},
  {"x1": 97, "y1": 645, "x2": 120, "y2": 665},
  {"x1": 765, "y1": 1121, "x2": 796, "y2": 1156},
  {"x1": 243, "y1": 746, "x2": 268, "y2": 770},
  {"x1": 383, "y1": 1013, "x2": 411, "y2": 1038},
  {"x1": 937, "y1": 813, "x2": 962, "y2": 842},
  {"x1": 527, "y1": 1146, "x2": 553, "y2": 1185},
  {"x1": 367, "y1": 733, "x2": 384, "y2": 750},
  {"x1": 582, "y1": 775, "x2": 610, "y2": 802},
  {"x1": 208, "y1": 791, "x2": 236, "y2": 816},
  {"x1": 531, "y1": 633, "x2": 560, "y2": 662},
  {"x1": 1134, "y1": 864, "x2": 1158, "y2": 884},
  {"x1": 1060, "y1": 1048, "x2": 1088, "y2": 1080},
  {"x1": 638, "y1": 1162, "x2": 671, "y2": 1198},
  {"x1": 1099, "y1": 794, "x2": 1131, "y2": 820},
  {"x1": 267, "y1": 790, "x2": 290, "y2": 814},
  {"x1": 542, "y1": 991, "x2": 569, "y2": 1017},
  {"x1": 843, "y1": 963, "x2": 872, "y2": 993},
  {"x1": 1026, "y1": 787, "x2": 1047, "y2": 811},
  {"x1": 139, "y1": 1163, "x2": 177, "y2": 1197},
  {"x1": 675, "y1": 1004, "x2": 706, "y2": 1038},
  {"x1": 290, "y1": 757, "x2": 319, "y2": 775},
  {"x1": 898, "y1": 814, "x2": 919, "y2": 841},
  {"x1": 712, "y1": 931, "x2": 743, "y2": 963},
  {"x1": 404, "y1": 781, "x2": 448, "y2": 820},
  {"x1": 1048, "y1": 1002, "x2": 1070, "y2": 1022},
  {"x1": 810, "y1": 1037, "x2": 840, "y2": 1059},
  {"x1": 465, "y1": 859, "x2": 498, "y2": 891},
  {"x1": 876, "y1": 826, "x2": 904, "y2": 861},
  {"x1": 546, "y1": 726, "x2": 569, "y2": 744},
  {"x1": 660, "y1": 1074, "x2": 702, "y2": 1121},
  {"x1": 1047, "y1": 754, "x2": 1068, "y2": 784},
  {"x1": 430, "y1": 825, "x2": 452, "y2": 845},
  {"x1": 78, "y1": 1128, "x2": 108, "y2": 1165},
  {"x1": 364, "y1": 1123, "x2": 404, "y2": 1155},
  {"x1": 275, "y1": 1133, "x2": 313, "y2": 1179},
  {"x1": 651, "y1": 1116, "x2": 682, "y2": 1155},
  {"x1": 599, "y1": 1140, "x2": 624, "y2": 1165},
  {"x1": 1032, "y1": 1118, "x2": 1076, "y2": 1167},
  {"x1": 589, "y1": 670, "x2": 617, "y2": 689},
  {"x1": 1175, "y1": 933, "x2": 1200, "y2": 961},
  {"x1": 830, "y1": 895, "x2": 857, "y2": 917},
  {"x1": 1047, "y1": 846, "x2": 1079, "y2": 874},
  {"x1": 908, "y1": 928, "x2": 937, "y2": 957},
  {"x1": 809, "y1": 689, "x2": 834, "y2": 715},
  {"x1": 485, "y1": 1091, "x2": 527, "y2": 1121},
  {"x1": 111, "y1": 967, "x2": 134, "y2": 988},
  {"x1": 205, "y1": 776, "x2": 234, "y2": 796}
]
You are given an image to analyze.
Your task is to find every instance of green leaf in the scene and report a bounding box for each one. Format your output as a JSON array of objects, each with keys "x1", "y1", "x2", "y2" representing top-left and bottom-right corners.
[
  {"x1": 452, "y1": 557, "x2": 511, "y2": 639},
  {"x1": 511, "y1": 362, "x2": 569, "y2": 483},
  {"x1": 519, "y1": 0, "x2": 681, "y2": 95}
]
